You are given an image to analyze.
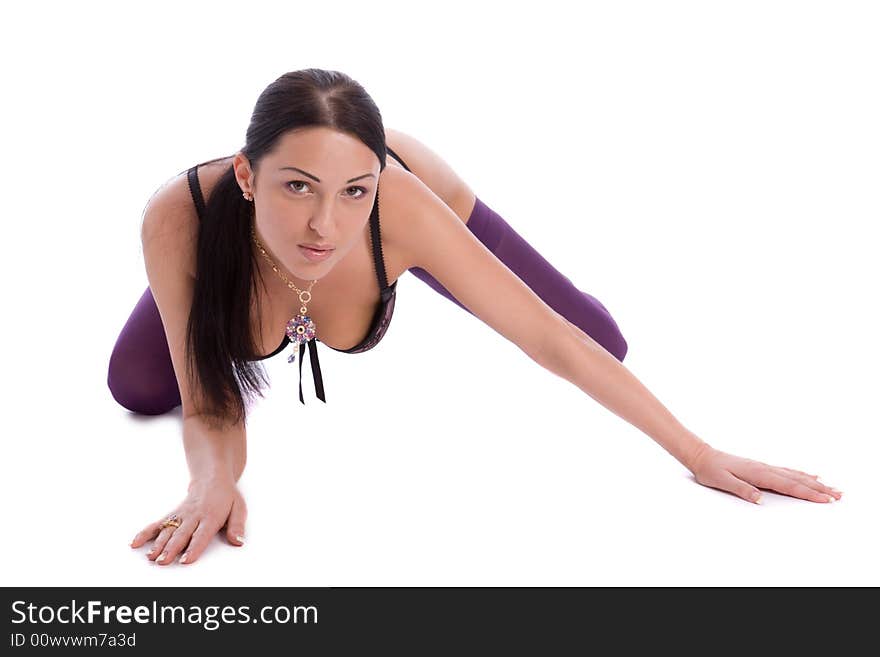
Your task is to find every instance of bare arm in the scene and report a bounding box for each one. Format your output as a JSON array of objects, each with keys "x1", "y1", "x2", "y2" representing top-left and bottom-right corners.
[
  {"x1": 548, "y1": 315, "x2": 706, "y2": 469},
  {"x1": 390, "y1": 170, "x2": 842, "y2": 504},
  {"x1": 549, "y1": 316, "x2": 842, "y2": 502},
  {"x1": 141, "y1": 169, "x2": 247, "y2": 484},
  {"x1": 131, "y1": 170, "x2": 249, "y2": 565},
  {"x1": 388, "y1": 170, "x2": 704, "y2": 467},
  {"x1": 183, "y1": 414, "x2": 247, "y2": 485}
]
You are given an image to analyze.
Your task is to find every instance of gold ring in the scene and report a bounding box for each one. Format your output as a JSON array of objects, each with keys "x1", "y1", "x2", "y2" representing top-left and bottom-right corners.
[{"x1": 159, "y1": 513, "x2": 182, "y2": 530}]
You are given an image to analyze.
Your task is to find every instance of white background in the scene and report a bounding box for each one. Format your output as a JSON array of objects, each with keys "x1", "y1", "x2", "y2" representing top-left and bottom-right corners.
[{"x1": 1, "y1": 0, "x2": 877, "y2": 586}]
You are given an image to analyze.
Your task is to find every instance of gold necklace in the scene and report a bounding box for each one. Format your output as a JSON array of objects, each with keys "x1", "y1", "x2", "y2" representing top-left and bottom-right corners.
[{"x1": 250, "y1": 224, "x2": 326, "y2": 403}]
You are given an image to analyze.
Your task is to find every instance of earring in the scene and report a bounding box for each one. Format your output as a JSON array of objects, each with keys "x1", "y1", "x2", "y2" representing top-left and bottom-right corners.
[{"x1": 242, "y1": 191, "x2": 253, "y2": 201}]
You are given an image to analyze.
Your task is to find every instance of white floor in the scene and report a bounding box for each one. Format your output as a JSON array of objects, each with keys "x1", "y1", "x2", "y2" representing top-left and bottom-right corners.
[
  {"x1": 5, "y1": 260, "x2": 877, "y2": 587},
  {"x1": 2, "y1": 0, "x2": 878, "y2": 587}
]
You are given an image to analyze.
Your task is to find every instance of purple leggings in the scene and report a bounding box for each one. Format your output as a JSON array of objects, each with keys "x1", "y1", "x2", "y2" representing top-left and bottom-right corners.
[
  {"x1": 409, "y1": 195, "x2": 628, "y2": 363},
  {"x1": 107, "y1": 194, "x2": 627, "y2": 415}
]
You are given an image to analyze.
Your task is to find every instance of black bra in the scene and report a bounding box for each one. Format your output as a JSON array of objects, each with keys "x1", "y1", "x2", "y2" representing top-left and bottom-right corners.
[{"x1": 186, "y1": 145, "x2": 412, "y2": 404}]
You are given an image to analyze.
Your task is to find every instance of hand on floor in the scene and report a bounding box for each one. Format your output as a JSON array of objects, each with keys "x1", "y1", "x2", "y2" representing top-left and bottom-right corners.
[
  {"x1": 687, "y1": 443, "x2": 843, "y2": 505},
  {"x1": 129, "y1": 476, "x2": 247, "y2": 565}
]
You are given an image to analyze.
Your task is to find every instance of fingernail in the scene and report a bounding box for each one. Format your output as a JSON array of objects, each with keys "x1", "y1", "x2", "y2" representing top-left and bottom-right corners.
[
  {"x1": 180, "y1": 553, "x2": 189, "y2": 564},
  {"x1": 157, "y1": 552, "x2": 167, "y2": 562},
  {"x1": 831, "y1": 488, "x2": 842, "y2": 494},
  {"x1": 236, "y1": 535, "x2": 245, "y2": 544},
  {"x1": 147, "y1": 548, "x2": 154, "y2": 556},
  {"x1": 826, "y1": 496, "x2": 835, "y2": 503},
  {"x1": 753, "y1": 493, "x2": 763, "y2": 504}
]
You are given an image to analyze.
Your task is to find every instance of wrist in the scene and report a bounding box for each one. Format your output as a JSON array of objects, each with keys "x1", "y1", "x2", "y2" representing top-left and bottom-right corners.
[
  {"x1": 182, "y1": 415, "x2": 245, "y2": 484},
  {"x1": 187, "y1": 455, "x2": 235, "y2": 482},
  {"x1": 681, "y1": 435, "x2": 712, "y2": 473},
  {"x1": 188, "y1": 472, "x2": 235, "y2": 491}
]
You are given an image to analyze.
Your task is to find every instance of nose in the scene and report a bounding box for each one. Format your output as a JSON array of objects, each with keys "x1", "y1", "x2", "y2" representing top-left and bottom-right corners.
[{"x1": 308, "y1": 200, "x2": 335, "y2": 236}]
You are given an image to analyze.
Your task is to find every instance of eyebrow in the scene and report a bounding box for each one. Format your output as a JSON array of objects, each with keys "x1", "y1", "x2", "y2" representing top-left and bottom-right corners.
[{"x1": 278, "y1": 166, "x2": 375, "y2": 184}]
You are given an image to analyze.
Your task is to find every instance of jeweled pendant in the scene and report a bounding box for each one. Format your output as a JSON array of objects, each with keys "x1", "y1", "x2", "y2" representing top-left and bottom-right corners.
[
  {"x1": 282, "y1": 302, "x2": 326, "y2": 403},
  {"x1": 286, "y1": 314, "x2": 315, "y2": 362}
]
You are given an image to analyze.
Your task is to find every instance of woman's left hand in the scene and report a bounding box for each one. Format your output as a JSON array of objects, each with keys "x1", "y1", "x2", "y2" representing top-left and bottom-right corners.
[{"x1": 687, "y1": 444, "x2": 843, "y2": 504}]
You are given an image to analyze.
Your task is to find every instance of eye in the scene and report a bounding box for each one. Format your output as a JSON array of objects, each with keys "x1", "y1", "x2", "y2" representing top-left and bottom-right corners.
[
  {"x1": 287, "y1": 180, "x2": 311, "y2": 194},
  {"x1": 286, "y1": 181, "x2": 368, "y2": 199},
  {"x1": 346, "y1": 186, "x2": 368, "y2": 199}
]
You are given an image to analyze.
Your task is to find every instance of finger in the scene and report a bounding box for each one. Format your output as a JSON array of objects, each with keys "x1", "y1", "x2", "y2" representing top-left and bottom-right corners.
[
  {"x1": 224, "y1": 494, "x2": 247, "y2": 547},
  {"x1": 130, "y1": 521, "x2": 163, "y2": 549},
  {"x1": 712, "y1": 470, "x2": 764, "y2": 503},
  {"x1": 147, "y1": 516, "x2": 183, "y2": 561},
  {"x1": 179, "y1": 519, "x2": 221, "y2": 565},
  {"x1": 178, "y1": 519, "x2": 202, "y2": 565},
  {"x1": 771, "y1": 468, "x2": 841, "y2": 499},
  {"x1": 778, "y1": 466, "x2": 820, "y2": 480},
  {"x1": 745, "y1": 470, "x2": 835, "y2": 503},
  {"x1": 147, "y1": 527, "x2": 176, "y2": 560},
  {"x1": 155, "y1": 518, "x2": 199, "y2": 566}
]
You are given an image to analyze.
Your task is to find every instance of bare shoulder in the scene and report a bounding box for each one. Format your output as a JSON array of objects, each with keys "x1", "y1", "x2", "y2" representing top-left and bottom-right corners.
[
  {"x1": 140, "y1": 158, "x2": 232, "y2": 278},
  {"x1": 380, "y1": 129, "x2": 476, "y2": 276},
  {"x1": 375, "y1": 149, "x2": 557, "y2": 361},
  {"x1": 377, "y1": 163, "x2": 455, "y2": 274},
  {"x1": 384, "y1": 127, "x2": 474, "y2": 209}
]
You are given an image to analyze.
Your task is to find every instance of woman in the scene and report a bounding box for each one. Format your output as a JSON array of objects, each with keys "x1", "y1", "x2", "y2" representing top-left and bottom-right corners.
[{"x1": 110, "y1": 69, "x2": 842, "y2": 567}]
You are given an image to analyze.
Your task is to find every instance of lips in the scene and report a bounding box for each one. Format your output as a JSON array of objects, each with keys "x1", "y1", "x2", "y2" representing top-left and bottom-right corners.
[{"x1": 298, "y1": 245, "x2": 334, "y2": 262}]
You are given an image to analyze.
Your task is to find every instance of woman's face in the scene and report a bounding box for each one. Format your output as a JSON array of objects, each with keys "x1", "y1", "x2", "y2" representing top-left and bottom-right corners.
[{"x1": 233, "y1": 126, "x2": 380, "y2": 283}]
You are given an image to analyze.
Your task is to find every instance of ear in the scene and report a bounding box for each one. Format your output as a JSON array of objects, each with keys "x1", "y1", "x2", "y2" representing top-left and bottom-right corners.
[{"x1": 232, "y1": 152, "x2": 255, "y2": 195}]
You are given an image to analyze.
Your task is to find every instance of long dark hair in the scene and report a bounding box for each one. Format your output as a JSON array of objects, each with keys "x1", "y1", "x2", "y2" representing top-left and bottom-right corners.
[{"x1": 182, "y1": 68, "x2": 388, "y2": 429}]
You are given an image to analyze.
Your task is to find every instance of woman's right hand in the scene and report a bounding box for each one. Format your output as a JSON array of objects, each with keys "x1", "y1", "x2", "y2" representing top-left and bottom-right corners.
[{"x1": 129, "y1": 476, "x2": 247, "y2": 566}]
